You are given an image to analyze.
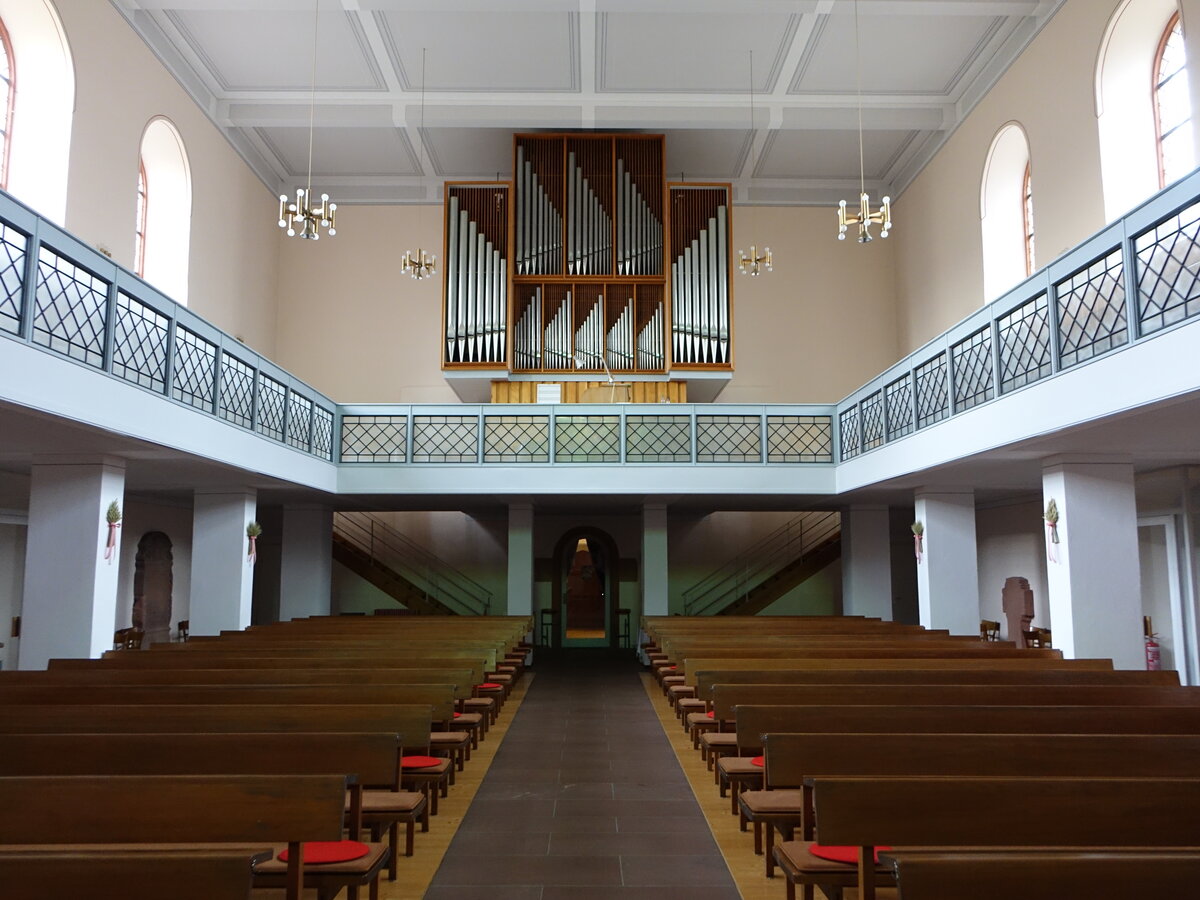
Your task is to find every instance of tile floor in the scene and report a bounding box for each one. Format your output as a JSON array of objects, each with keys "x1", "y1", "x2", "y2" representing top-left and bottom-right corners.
[{"x1": 424, "y1": 649, "x2": 741, "y2": 900}]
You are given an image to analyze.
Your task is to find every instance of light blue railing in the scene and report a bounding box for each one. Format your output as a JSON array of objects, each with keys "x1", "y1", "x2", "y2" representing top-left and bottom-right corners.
[
  {"x1": 835, "y1": 169, "x2": 1200, "y2": 462},
  {"x1": 4, "y1": 167, "x2": 1200, "y2": 476},
  {"x1": 338, "y1": 403, "x2": 833, "y2": 465},
  {"x1": 0, "y1": 190, "x2": 338, "y2": 462}
]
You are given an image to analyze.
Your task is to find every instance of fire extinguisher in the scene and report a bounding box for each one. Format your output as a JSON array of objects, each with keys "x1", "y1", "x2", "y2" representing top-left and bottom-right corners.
[{"x1": 1143, "y1": 615, "x2": 1161, "y2": 671}]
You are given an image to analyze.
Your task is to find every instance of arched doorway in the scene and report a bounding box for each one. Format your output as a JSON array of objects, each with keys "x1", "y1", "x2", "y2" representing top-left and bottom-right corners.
[
  {"x1": 133, "y1": 531, "x2": 173, "y2": 646},
  {"x1": 551, "y1": 527, "x2": 619, "y2": 648}
]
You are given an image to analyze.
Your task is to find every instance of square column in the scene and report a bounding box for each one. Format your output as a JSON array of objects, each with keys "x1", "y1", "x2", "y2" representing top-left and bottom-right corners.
[
  {"x1": 642, "y1": 502, "x2": 668, "y2": 616},
  {"x1": 20, "y1": 456, "x2": 126, "y2": 669},
  {"x1": 913, "y1": 489, "x2": 979, "y2": 635},
  {"x1": 507, "y1": 503, "x2": 533, "y2": 616},
  {"x1": 189, "y1": 489, "x2": 257, "y2": 636},
  {"x1": 842, "y1": 505, "x2": 892, "y2": 620},
  {"x1": 279, "y1": 505, "x2": 333, "y2": 621},
  {"x1": 1042, "y1": 458, "x2": 1143, "y2": 668}
]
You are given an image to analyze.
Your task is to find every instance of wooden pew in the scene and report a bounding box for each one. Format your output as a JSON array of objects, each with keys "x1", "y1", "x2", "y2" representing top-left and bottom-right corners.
[
  {"x1": 0, "y1": 732, "x2": 425, "y2": 878},
  {"x1": 877, "y1": 850, "x2": 1200, "y2": 900},
  {"x1": 780, "y1": 777, "x2": 1200, "y2": 900},
  {"x1": 749, "y1": 731, "x2": 1200, "y2": 878},
  {"x1": 0, "y1": 704, "x2": 453, "y2": 814},
  {"x1": 0, "y1": 682, "x2": 474, "y2": 771},
  {"x1": 0, "y1": 774, "x2": 385, "y2": 900},
  {"x1": 705, "y1": 682, "x2": 1200, "y2": 806},
  {"x1": 0, "y1": 849, "x2": 267, "y2": 900}
]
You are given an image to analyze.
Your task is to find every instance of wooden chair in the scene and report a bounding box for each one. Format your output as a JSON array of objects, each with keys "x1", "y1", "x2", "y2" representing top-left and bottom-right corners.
[
  {"x1": 1024, "y1": 626, "x2": 1052, "y2": 648},
  {"x1": 979, "y1": 619, "x2": 1000, "y2": 641},
  {"x1": 176, "y1": 620, "x2": 190, "y2": 642}
]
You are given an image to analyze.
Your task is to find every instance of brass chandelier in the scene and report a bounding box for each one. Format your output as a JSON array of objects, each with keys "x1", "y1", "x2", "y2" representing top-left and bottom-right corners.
[
  {"x1": 837, "y1": 0, "x2": 892, "y2": 243},
  {"x1": 277, "y1": 0, "x2": 336, "y2": 241},
  {"x1": 403, "y1": 49, "x2": 437, "y2": 280}
]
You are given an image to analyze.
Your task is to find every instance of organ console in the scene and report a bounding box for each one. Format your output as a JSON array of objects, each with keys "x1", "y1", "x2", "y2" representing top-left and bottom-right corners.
[{"x1": 442, "y1": 133, "x2": 732, "y2": 376}]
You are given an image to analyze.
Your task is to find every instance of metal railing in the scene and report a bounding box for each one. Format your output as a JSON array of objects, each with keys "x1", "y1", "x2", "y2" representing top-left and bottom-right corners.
[
  {"x1": 682, "y1": 510, "x2": 841, "y2": 616},
  {"x1": 332, "y1": 510, "x2": 492, "y2": 615},
  {"x1": 338, "y1": 404, "x2": 834, "y2": 465},
  {"x1": 835, "y1": 168, "x2": 1200, "y2": 462},
  {"x1": 0, "y1": 190, "x2": 337, "y2": 462}
]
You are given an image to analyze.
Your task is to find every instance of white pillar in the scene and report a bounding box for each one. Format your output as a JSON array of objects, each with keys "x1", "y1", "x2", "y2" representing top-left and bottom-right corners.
[
  {"x1": 642, "y1": 502, "x2": 668, "y2": 616},
  {"x1": 1041, "y1": 457, "x2": 1143, "y2": 668},
  {"x1": 914, "y1": 489, "x2": 979, "y2": 635},
  {"x1": 189, "y1": 489, "x2": 257, "y2": 636},
  {"x1": 842, "y1": 505, "x2": 892, "y2": 620},
  {"x1": 279, "y1": 505, "x2": 332, "y2": 621},
  {"x1": 506, "y1": 503, "x2": 533, "y2": 616},
  {"x1": 19, "y1": 456, "x2": 126, "y2": 669}
]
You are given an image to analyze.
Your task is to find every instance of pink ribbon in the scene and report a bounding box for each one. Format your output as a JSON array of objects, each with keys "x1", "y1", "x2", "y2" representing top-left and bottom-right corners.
[
  {"x1": 247, "y1": 535, "x2": 257, "y2": 564},
  {"x1": 104, "y1": 522, "x2": 120, "y2": 564},
  {"x1": 913, "y1": 533, "x2": 923, "y2": 563},
  {"x1": 1045, "y1": 522, "x2": 1059, "y2": 563}
]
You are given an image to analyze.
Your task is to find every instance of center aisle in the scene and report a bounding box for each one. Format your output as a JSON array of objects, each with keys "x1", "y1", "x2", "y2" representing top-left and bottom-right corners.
[{"x1": 424, "y1": 648, "x2": 741, "y2": 900}]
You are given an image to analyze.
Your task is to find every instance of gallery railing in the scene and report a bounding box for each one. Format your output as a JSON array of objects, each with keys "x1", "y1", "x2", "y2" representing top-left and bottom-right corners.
[
  {"x1": 5, "y1": 165, "x2": 1200, "y2": 476},
  {"x1": 835, "y1": 168, "x2": 1200, "y2": 462},
  {"x1": 0, "y1": 190, "x2": 338, "y2": 462},
  {"x1": 338, "y1": 404, "x2": 834, "y2": 465}
]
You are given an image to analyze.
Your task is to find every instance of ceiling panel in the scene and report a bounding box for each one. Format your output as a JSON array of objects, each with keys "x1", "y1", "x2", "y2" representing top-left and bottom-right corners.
[
  {"x1": 375, "y1": 11, "x2": 578, "y2": 91},
  {"x1": 423, "y1": 128, "x2": 520, "y2": 176},
  {"x1": 598, "y1": 13, "x2": 797, "y2": 93},
  {"x1": 255, "y1": 126, "x2": 421, "y2": 178},
  {"x1": 167, "y1": 9, "x2": 385, "y2": 92},
  {"x1": 791, "y1": 12, "x2": 1002, "y2": 95},
  {"x1": 754, "y1": 129, "x2": 918, "y2": 180},
  {"x1": 664, "y1": 129, "x2": 753, "y2": 180}
]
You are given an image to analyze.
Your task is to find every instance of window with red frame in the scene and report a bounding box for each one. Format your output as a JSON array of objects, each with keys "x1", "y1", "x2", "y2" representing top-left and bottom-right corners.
[
  {"x1": 134, "y1": 161, "x2": 148, "y2": 276},
  {"x1": 0, "y1": 18, "x2": 15, "y2": 190},
  {"x1": 1022, "y1": 161, "x2": 1035, "y2": 276},
  {"x1": 1154, "y1": 12, "x2": 1194, "y2": 188}
]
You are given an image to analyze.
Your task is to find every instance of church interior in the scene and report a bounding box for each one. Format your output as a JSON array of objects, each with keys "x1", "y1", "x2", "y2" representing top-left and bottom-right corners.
[{"x1": 1, "y1": 0, "x2": 1200, "y2": 896}]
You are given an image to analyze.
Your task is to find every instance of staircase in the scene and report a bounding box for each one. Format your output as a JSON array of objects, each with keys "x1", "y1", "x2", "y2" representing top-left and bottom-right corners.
[
  {"x1": 682, "y1": 511, "x2": 841, "y2": 616},
  {"x1": 332, "y1": 511, "x2": 492, "y2": 616}
]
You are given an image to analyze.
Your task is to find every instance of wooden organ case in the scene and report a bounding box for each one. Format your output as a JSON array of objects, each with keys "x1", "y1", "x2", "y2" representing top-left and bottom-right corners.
[{"x1": 441, "y1": 134, "x2": 733, "y2": 380}]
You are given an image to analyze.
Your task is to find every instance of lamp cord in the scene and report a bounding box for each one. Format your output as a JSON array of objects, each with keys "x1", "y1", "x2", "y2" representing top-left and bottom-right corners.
[
  {"x1": 854, "y1": 0, "x2": 865, "y2": 196},
  {"x1": 305, "y1": 0, "x2": 318, "y2": 196}
]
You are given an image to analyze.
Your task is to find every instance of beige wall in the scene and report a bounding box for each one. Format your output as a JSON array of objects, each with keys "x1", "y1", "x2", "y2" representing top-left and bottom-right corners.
[
  {"x1": 53, "y1": 0, "x2": 280, "y2": 355},
  {"x1": 894, "y1": 0, "x2": 1121, "y2": 353},
  {"x1": 275, "y1": 204, "x2": 897, "y2": 404}
]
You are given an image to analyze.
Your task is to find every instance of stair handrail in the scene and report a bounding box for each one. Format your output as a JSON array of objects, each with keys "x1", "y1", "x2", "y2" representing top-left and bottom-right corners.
[
  {"x1": 682, "y1": 510, "x2": 841, "y2": 616},
  {"x1": 333, "y1": 511, "x2": 492, "y2": 615}
]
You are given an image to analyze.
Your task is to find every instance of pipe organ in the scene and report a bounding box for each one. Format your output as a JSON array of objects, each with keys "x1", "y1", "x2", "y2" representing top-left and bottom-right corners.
[
  {"x1": 443, "y1": 183, "x2": 510, "y2": 365},
  {"x1": 442, "y1": 134, "x2": 732, "y2": 375},
  {"x1": 670, "y1": 185, "x2": 731, "y2": 366}
]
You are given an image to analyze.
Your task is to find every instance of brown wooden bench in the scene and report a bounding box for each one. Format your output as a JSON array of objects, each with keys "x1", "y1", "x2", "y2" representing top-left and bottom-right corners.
[
  {"x1": 0, "y1": 682, "x2": 475, "y2": 773},
  {"x1": 747, "y1": 731, "x2": 1200, "y2": 878},
  {"x1": 876, "y1": 849, "x2": 1200, "y2": 900},
  {"x1": 779, "y1": 777, "x2": 1200, "y2": 900},
  {"x1": 0, "y1": 732, "x2": 425, "y2": 880},
  {"x1": 0, "y1": 774, "x2": 387, "y2": 900},
  {"x1": 0, "y1": 848, "x2": 268, "y2": 900}
]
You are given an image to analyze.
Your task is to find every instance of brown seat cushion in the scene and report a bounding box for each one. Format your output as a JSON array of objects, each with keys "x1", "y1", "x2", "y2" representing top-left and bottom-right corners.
[{"x1": 739, "y1": 789, "x2": 805, "y2": 814}]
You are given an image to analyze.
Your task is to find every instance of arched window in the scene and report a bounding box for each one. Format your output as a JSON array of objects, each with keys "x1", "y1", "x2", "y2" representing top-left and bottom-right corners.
[
  {"x1": 0, "y1": 17, "x2": 14, "y2": 190},
  {"x1": 1096, "y1": 0, "x2": 1187, "y2": 220},
  {"x1": 137, "y1": 118, "x2": 191, "y2": 304},
  {"x1": 981, "y1": 123, "x2": 1033, "y2": 301},
  {"x1": 1022, "y1": 162, "x2": 1035, "y2": 276},
  {"x1": 134, "y1": 161, "x2": 147, "y2": 277},
  {"x1": 1153, "y1": 12, "x2": 1193, "y2": 187},
  {"x1": 0, "y1": 0, "x2": 73, "y2": 223}
]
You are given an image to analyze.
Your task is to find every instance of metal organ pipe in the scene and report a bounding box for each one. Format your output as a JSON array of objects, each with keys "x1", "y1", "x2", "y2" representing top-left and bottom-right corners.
[{"x1": 443, "y1": 185, "x2": 509, "y2": 365}]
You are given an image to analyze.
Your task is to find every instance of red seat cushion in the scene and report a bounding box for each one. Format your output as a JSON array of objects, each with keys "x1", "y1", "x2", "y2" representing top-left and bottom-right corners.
[
  {"x1": 809, "y1": 844, "x2": 892, "y2": 864},
  {"x1": 277, "y1": 841, "x2": 370, "y2": 864},
  {"x1": 453, "y1": 711, "x2": 462, "y2": 718},
  {"x1": 706, "y1": 710, "x2": 715, "y2": 718},
  {"x1": 751, "y1": 756, "x2": 764, "y2": 767},
  {"x1": 401, "y1": 755, "x2": 443, "y2": 769},
  {"x1": 477, "y1": 682, "x2": 503, "y2": 689}
]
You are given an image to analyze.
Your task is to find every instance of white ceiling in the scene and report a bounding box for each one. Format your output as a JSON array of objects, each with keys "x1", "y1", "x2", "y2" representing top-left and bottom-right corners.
[{"x1": 112, "y1": 0, "x2": 1065, "y2": 206}]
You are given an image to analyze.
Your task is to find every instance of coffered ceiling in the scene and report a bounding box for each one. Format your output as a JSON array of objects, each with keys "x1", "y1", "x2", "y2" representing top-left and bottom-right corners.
[{"x1": 111, "y1": 0, "x2": 1064, "y2": 206}]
